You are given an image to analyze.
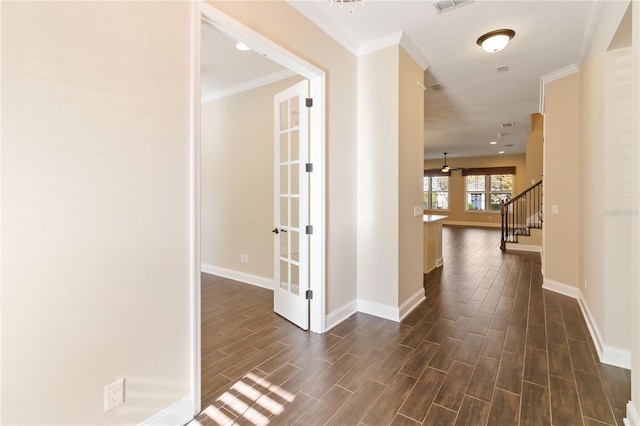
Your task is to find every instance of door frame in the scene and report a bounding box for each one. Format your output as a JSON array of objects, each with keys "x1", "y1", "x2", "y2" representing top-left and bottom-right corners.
[{"x1": 190, "y1": 1, "x2": 327, "y2": 415}]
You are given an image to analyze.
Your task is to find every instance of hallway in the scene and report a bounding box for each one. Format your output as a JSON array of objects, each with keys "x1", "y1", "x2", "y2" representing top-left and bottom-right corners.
[{"x1": 193, "y1": 226, "x2": 630, "y2": 425}]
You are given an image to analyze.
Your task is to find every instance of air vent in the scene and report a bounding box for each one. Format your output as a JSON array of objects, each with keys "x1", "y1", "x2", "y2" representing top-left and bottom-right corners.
[
  {"x1": 496, "y1": 65, "x2": 509, "y2": 72},
  {"x1": 433, "y1": 0, "x2": 474, "y2": 14},
  {"x1": 430, "y1": 83, "x2": 443, "y2": 91},
  {"x1": 500, "y1": 122, "x2": 515, "y2": 128},
  {"x1": 505, "y1": 144, "x2": 515, "y2": 147}
]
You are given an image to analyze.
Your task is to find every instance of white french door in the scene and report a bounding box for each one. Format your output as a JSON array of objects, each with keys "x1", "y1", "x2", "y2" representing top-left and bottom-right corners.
[{"x1": 273, "y1": 80, "x2": 310, "y2": 330}]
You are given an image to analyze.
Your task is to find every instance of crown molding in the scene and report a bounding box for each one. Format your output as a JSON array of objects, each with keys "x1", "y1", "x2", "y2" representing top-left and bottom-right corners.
[
  {"x1": 286, "y1": 2, "x2": 429, "y2": 70},
  {"x1": 400, "y1": 32, "x2": 430, "y2": 71},
  {"x1": 359, "y1": 31, "x2": 403, "y2": 56},
  {"x1": 285, "y1": 0, "x2": 360, "y2": 55},
  {"x1": 201, "y1": 69, "x2": 297, "y2": 103},
  {"x1": 538, "y1": 64, "x2": 580, "y2": 113},
  {"x1": 576, "y1": 0, "x2": 603, "y2": 67},
  {"x1": 359, "y1": 31, "x2": 430, "y2": 70}
]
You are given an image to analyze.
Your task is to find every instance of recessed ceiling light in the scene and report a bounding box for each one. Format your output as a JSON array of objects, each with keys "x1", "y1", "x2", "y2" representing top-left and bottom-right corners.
[
  {"x1": 477, "y1": 29, "x2": 515, "y2": 53},
  {"x1": 498, "y1": 150, "x2": 505, "y2": 154},
  {"x1": 235, "y1": 42, "x2": 251, "y2": 51},
  {"x1": 490, "y1": 141, "x2": 497, "y2": 145}
]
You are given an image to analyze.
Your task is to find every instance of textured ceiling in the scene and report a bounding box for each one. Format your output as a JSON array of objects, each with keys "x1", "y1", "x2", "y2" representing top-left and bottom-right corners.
[{"x1": 202, "y1": 1, "x2": 597, "y2": 160}]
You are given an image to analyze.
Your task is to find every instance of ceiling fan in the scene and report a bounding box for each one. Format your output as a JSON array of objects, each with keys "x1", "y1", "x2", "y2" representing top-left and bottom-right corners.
[{"x1": 427, "y1": 152, "x2": 464, "y2": 174}]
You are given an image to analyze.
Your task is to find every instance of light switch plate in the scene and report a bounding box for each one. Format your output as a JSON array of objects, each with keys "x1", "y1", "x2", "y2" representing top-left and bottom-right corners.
[
  {"x1": 552, "y1": 205, "x2": 559, "y2": 215},
  {"x1": 414, "y1": 206, "x2": 423, "y2": 217}
]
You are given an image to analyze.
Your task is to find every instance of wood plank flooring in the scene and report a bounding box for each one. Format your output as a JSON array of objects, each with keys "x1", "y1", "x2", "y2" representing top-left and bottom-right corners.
[{"x1": 192, "y1": 226, "x2": 630, "y2": 426}]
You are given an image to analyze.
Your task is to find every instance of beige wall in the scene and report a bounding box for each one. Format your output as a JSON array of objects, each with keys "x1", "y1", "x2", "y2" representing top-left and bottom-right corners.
[
  {"x1": 578, "y1": 46, "x2": 633, "y2": 352},
  {"x1": 1, "y1": 2, "x2": 192, "y2": 423},
  {"x1": 398, "y1": 47, "x2": 425, "y2": 305},
  {"x1": 631, "y1": 0, "x2": 639, "y2": 415},
  {"x1": 423, "y1": 154, "x2": 527, "y2": 226},
  {"x1": 208, "y1": 1, "x2": 359, "y2": 314},
  {"x1": 543, "y1": 0, "x2": 635, "y2": 373},
  {"x1": 357, "y1": 46, "x2": 400, "y2": 307},
  {"x1": 526, "y1": 113, "x2": 544, "y2": 186},
  {"x1": 543, "y1": 73, "x2": 581, "y2": 290},
  {"x1": 201, "y1": 76, "x2": 302, "y2": 279}
]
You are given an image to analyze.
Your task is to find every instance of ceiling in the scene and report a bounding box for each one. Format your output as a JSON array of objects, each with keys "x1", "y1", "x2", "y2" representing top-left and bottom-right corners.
[
  {"x1": 201, "y1": 21, "x2": 291, "y2": 102},
  {"x1": 202, "y1": 1, "x2": 598, "y2": 160}
]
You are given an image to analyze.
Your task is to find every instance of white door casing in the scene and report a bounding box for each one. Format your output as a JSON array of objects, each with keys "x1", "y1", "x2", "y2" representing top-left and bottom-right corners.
[
  {"x1": 193, "y1": 1, "x2": 326, "y2": 415},
  {"x1": 273, "y1": 81, "x2": 310, "y2": 330}
]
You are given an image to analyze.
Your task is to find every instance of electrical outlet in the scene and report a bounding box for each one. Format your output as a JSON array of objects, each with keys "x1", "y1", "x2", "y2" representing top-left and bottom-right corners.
[
  {"x1": 240, "y1": 254, "x2": 249, "y2": 263},
  {"x1": 104, "y1": 378, "x2": 124, "y2": 412}
]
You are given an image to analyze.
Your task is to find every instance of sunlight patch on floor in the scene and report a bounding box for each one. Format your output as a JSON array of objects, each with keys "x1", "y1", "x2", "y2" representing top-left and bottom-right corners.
[{"x1": 194, "y1": 371, "x2": 297, "y2": 425}]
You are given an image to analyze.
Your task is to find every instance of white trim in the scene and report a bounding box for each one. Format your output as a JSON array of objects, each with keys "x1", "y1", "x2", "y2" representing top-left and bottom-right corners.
[
  {"x1": 357, "y1": 299, "x2": 400, "y2": 322},
  {"x1": 400, "y1": 32, "x2": 430, "y2": 71},
  {"x1": 539, "y1": 64, "x2": 580, "y2": 113},
  {"x1": 624, "y1": 402, "x2": 640, "y2": 426},
  {"x1": 399, "y1": 289, "x2": 426, "y2": 322},
  {"x1": 359, "y1": 31, "x2": 402, "y2": 56},
  {"x1": 201, "y1": 263, "x2": 274, "y2": 291},
  {"x1": 436, "y1": 257, "x2": 444, "y2": 268},
  {"x1": 189, "y1": 2, "x2": 202, "y2": 417},
  {"x1": 543, "y1": 280, "x2": 631, "y2": 369},
  {"x1": 542, "y1": 279, "x2": 580, "y2": 298},
  {"x1": 577, "y1": 0, "x2": 603, "y2": 67},
  {"x1": 197, "y1": 1, "x2": 327, "y2": 337},
  {"x1": 284, "y1": 0, "x2": 360, "y2": 55},
  {"x1": 324, "y1": 300, "x2": 358, "y2": 332},
  {"x1": 284, "y1": 3, "x2": 429, "y2": 70},
  {"x1": 578, "y1": 295, "x2": 631, "y2": 369},
  {"x1": 139, "y1": 396, "x2": 193, "y2": 426},
  {"x1": 201, "y1": 69, "x2": 297, "y2": 103},
  {"x1": 443, "y1": 221, "x2": 501, "y2": 228},
  {"x1": 505, "y1": 243, "x2": 542, "y2": 253}
]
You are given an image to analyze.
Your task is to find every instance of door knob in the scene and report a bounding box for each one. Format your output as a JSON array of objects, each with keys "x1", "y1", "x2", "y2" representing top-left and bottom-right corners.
[{"x1": 272, "y1": 228, "x2": 279, "y2": 235}]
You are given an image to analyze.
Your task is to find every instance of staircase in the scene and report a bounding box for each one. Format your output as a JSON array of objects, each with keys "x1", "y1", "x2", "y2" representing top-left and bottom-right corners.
[{"x1": 500, "y1": 180, "x2": 543, "y2": 250}]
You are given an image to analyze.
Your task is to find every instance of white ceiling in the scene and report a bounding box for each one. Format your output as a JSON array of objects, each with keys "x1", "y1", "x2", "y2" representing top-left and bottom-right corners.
[
  {"x1": 201, "y1": 22, "x2": 291, "y2": 102},
  {"x1": 202, "y1": 1, "x2": 598, "y2": 160}
]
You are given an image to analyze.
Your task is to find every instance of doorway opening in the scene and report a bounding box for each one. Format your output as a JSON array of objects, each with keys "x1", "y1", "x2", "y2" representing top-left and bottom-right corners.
[{"x1": 190, "y1": 1, "x2": 327, "y2": 414}]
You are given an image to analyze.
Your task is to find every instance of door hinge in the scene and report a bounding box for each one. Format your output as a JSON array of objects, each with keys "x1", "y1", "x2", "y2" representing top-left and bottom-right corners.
[
  {"x1": 305, "y1": 163, "x2": 314, "y2": 173},
  {"x1": 305, "y1": 290, "x2": 313, "y2": 300},
  {"x1": 306, "y1": 98, "x2": 313, "y2": 108},
  {"x1": 305, "y1": 225, "x2": 313, "y2": 235}
]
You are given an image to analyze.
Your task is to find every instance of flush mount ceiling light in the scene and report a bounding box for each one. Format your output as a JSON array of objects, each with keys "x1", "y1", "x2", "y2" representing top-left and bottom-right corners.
[
  {"x1": 235, "y1": 42, "x2": 250, "y2": 51},
  {"x1": 477, "y1": 29, "x2": 515, "y2": 53}
]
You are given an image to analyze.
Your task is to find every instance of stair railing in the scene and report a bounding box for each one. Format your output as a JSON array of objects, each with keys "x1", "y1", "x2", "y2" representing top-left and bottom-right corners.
[{"x1": 500, "y1": 180, "x2": 543, "y2": 250}]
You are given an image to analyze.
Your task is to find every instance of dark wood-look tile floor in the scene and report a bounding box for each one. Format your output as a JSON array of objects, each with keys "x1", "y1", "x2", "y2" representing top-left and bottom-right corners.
[{"x1": 191, "y1": 226, "x2": 630, "y2": 426}]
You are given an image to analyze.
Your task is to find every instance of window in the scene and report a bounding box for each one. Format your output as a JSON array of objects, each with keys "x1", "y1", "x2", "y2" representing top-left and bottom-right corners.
[
  {"x1": 423, "y1": 175, "x2": 449, "y2": 210},
  {"x1": 465, "y1": 174, "x2": 514, "y2": 211}
]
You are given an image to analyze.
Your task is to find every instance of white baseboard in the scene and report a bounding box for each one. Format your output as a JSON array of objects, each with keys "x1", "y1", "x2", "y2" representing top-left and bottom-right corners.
[
  {"x1": 201, "y1": 263, "x2": 273, "y2": 291},
  {"x1": 324, "y1": 300, "x2": 358, "y2": 332},
  {"x1": 542, "y1": 279, "x2": 580, "y2": 298},
  {"x1": 624, "y1": 401, "x2": 639, "y2": 426},
  {"x1": 139, "y1": 396, "x2": 193, "y2": 426},
  {"x1": 505, "y1": 243, "x2": 542, "y2": 253},
  {"x1": 543, "y1": 279, "x2": 631, "y2": 369},
  {"x1": 443, "y1": 221, "x2": 501, "y2": 228},
  {"x1": 399, "y1": 288, "x2": 426, "y2": 321},
  {"x1": 357, "y1": 299, "x2": 400, "y2": 322}
]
